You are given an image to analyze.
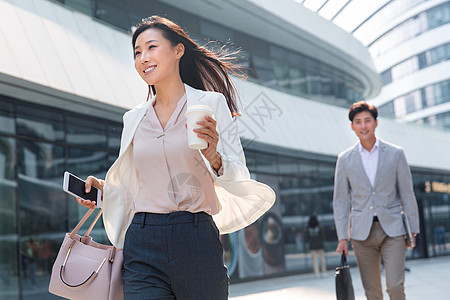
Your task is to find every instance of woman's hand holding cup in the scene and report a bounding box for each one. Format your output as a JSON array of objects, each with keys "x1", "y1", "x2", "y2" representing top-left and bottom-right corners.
[{"x1": 185, "y1": 105, "x2": 222, "y2": 171}]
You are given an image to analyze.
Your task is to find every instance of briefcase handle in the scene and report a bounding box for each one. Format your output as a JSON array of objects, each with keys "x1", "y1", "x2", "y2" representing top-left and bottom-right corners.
[{"x1": 340, "y1": 252, "x2": 348, "y2": 268}]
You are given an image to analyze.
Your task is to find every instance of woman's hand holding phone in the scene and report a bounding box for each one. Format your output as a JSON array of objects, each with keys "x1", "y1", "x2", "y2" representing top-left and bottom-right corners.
[{"x1": 76, "y1": 176, "x2": 104, "y2": 209}]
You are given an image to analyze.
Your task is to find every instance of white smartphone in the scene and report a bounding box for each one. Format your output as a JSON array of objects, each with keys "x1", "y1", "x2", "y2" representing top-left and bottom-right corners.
[{"x1": 63, "y1": 171, "x2": 101, "y2": 207}]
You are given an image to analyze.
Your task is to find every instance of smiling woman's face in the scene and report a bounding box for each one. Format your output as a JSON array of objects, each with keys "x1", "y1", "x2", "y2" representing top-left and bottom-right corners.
[{"x1": 133, "y1": 28, "x2": 184, "y2": 87}]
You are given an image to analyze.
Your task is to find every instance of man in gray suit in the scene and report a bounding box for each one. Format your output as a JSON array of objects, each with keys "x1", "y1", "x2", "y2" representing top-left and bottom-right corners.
[{"x1": 333, "y1": 101, "x2": 419, "y2": 300}]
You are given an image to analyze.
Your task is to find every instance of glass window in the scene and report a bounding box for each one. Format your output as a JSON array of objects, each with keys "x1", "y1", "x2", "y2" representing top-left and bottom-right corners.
[
  {"x1": 379, "y1": 101, "x2": 395, "y2": 118},
  {"x1": 16, "y1": 105, "x2": 64, "y2": 142},
  {"x1": 417, "y1": 52, "x2": 428, "y2": 69},
  {"x1": 369, "y1": 2, "x2": 450, "y2": 58},
  {"x1": 420, "y1": 88, "x2": 428, "y2": 109},
  {"x1": 381, "y1": 69, "x2": 392, "y2": 86},
  {"x1": 64, "y1": 0, "x2": 94, "y2": 17},
  {"x1": 66, "y1": 116, "x2": 107, "y2": 149},
  {"x1": 391, "y1": 57, "x2": 418, "y2": 81},
  {"x1": 424, "y1": 85, "x2": 435, "y2": 107},
  {"x1": 278, "y1": 156, "x2": 298, "y2": 176},
  {"x1": 394, "y1": 97, "x2": 407, "y2": 117},
  {"x1": 0, "y1": 99, "x2": 15, "y2": 134},
  {"x1": 430, "y1": 44, "x2": 447, "y2": 64},
  {"x1": 307, "y1": 72, "x2": 321, "y2": 95},
  {"x1": 404, "y1": 90, "x2": 421, "y2": 114},
  {"x1": 67, "y1": 148, "x2": 108, "y2": 179},
  {"x1": 253, "y1": 152, "x2": 278, "y2": 174},
  {"x1": 387, "y1": 80, "x2": 450, "y2": 118},
  {"x1": 0, "y1": 137, "x2": 18, "y2": 298},
  {"x1": 427, "y1": 2, "x2": 450, "y2": 30},
  {"x1": 96, "y1": 0, "x2": 130, "y2": 31},
  {"x1": 435, "y1": 112, "x2": 450, "y2": 130},
  {"x1": 108, "y1": 123, "x2": 122, "y2": 165},
  {"x1": 433, "y1": 80, "x2": 450, "y2": 105},
  {"x1": 200, "y1": 19, "x2": 234, "y2": 43},
  {"x1": 289, "y1": 67, "x2": 307, "y2": 94},
  {"x1": 321, "y1": 78, "x2": 334, "y2": 96},
  {"x1": 251, "y1": 55, "x2": 277, "y2": 88},
  {"x1": 272, "y1": 61, "x2": 291, "y2": 91},
  {"x1": 17, "y1": 140, "x2": 66, "y2": 296}
]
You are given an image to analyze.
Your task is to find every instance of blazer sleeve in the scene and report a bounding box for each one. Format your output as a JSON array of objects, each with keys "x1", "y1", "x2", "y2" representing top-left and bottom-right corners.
[
  {"x1": 203, "y1": 93, "x2": 251, "y2": 182},
  {"x1": 396, "y1": 149, "x2": 420, "y2": 234},
  {"x1": 333, "y1": 154, "x2": 351, "y2": 241}
]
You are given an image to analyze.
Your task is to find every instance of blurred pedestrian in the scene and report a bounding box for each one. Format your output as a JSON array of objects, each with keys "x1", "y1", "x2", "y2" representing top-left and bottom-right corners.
[
  {"x1": 306, "y1": 214, "x2": 326, "y2": 277},
  {"x1": 333, "y1": 101, "x2": 420, "y2": 300},
  {"x1": 434, "y1": 224, "x2": 446, "y2": 252},
  {"x1": 0, "y1": 244, "x2": 11, "y2": 285},
  {"x1": 26, "y1": 237, "x2": 38, "y2": 288},
  {"x1": 75, "y1": 15, "x2": 275, "y2": 299}
]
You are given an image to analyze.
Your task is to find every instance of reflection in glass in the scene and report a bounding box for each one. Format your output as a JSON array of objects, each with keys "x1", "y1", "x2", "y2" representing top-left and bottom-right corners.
[
  {"x1": 16, "y1": 105, "x2": 64, "y2": 142},
  {"x1": 66, "y1": 116, "x2": 107, "y2": 148},
  {"x1": 0, "y1": 99, "x2": 15, "y2": 134},
  {"x1": 65, "y1": 0, "x2": 94, "y2": 16},
  {"x1": 0, "y1": 137, "x2": 18, "y2": 299},
  {"x1": 108, "y1": 123, "x2": 122, "y2": 165},
  {"x1": 96, "y1": 0, "x2": 130, "y2": 30},
  {"x1": 17, "y1": 140, "x2": 65, "y2": 299}
]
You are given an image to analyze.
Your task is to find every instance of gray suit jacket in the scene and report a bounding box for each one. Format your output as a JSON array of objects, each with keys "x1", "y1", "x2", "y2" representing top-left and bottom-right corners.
[{"x1": 333, "y1": 139, "x2": 420, "y2": 241}]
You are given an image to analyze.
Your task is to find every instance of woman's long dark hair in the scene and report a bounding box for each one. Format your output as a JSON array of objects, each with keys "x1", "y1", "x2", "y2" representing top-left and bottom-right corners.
[{"x1": 132, "y1": 16, "x2": 245, "y2": 116}]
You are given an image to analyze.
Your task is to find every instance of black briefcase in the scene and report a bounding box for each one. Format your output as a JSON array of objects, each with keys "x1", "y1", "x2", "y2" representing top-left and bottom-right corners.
[{"x1": 335, "y1": 253, "x2": 355, "y2": 300}]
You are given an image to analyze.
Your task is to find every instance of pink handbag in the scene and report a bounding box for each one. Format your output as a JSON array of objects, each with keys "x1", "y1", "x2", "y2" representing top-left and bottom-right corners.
[{"x1": 49, "y1": 208, "x2": 124, "y2": 300}]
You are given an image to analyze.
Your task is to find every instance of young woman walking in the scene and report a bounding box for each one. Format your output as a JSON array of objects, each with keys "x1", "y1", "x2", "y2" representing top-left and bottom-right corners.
[{"x1": 76, "y1": 16, "x2": 275, "y2": 299}]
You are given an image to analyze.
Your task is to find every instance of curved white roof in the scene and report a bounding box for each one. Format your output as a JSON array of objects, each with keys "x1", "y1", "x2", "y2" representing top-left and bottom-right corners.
[{"x1": 158, "y1": 0, "x2": 381, "y2": 99}]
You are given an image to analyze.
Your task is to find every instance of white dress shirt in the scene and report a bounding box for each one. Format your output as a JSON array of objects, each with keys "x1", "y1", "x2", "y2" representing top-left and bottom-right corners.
[{"x1": 358, "y1": 138, "x2": 379, "y2": 188}]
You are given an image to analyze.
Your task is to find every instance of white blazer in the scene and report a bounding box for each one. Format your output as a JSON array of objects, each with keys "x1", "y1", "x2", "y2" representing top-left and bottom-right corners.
[{"x1": 102, "y1": 84, "x2": 276, "y2": 248}]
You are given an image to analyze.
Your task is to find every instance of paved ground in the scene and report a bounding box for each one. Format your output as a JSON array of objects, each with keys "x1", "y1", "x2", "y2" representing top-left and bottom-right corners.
[{"x1": 230, "y1": 255, "x2": 449, "y2": 299}]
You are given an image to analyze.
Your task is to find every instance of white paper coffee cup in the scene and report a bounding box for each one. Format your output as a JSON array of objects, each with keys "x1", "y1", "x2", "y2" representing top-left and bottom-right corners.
[{"x1": 185, "y1": 105, "x2": 214, "y2": 149}]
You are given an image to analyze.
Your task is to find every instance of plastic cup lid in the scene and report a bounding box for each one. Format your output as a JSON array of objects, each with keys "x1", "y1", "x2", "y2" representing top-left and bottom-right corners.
[{"x1": 186, "y1": 104, "x2": 214, "y2": 115}]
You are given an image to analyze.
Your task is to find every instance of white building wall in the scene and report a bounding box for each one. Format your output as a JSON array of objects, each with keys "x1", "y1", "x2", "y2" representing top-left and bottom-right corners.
[{"x1": 0, "y1": 0, "x2": 147, "y2": 109}]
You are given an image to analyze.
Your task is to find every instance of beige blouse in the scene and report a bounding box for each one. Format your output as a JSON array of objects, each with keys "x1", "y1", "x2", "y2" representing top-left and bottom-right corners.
[{"x1": 132, "y1": 93, "x2": 220, "y2": 215}]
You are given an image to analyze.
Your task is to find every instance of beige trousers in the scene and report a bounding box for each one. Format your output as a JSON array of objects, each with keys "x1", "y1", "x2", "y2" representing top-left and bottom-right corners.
[
  {"x1": 310, "y1": 249, "x2": 326, "y2": 275},
  {"x1": 351, "y1": 222, "x2": 406, "y2": 300}
]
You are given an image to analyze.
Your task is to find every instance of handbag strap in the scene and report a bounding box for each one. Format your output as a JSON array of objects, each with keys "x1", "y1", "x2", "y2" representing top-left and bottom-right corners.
[
  {"x1": 84, "y1": 209, "x2": 103, "y2": 237},
  {"x1": 69, "y1": 208, "x2": 103, "y2": 239},
  {"x1": 69, "y1": 208, "x2": 95, "y2": 239}
]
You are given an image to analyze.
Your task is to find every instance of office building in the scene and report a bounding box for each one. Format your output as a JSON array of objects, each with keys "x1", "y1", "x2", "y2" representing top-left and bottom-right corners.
[{"x1": 0, "y1": 0, "x2": 449, "y2": 298}]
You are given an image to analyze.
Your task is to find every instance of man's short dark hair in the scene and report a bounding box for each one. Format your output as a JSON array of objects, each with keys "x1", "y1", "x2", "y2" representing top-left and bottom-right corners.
[{"x1": 348, "y1": 101, "x2": 378, "y2": 122}]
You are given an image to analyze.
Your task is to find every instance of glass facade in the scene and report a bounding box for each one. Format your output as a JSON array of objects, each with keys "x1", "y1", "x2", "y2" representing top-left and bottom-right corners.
[
  {"x1": 0, "y1": 95, "x2": 122, "y2": 299},
  {"x1": 369, "y1": 2, "x2": 450, "y2": 58},
  {"x1": 378, "y1": 79, "x2": 450, "y2": 120},
  {"x1": 381, "y1": 42, "x2": 450, "y2": 86},
  {"x1": 423, "y1": 111, "x2": 450, "y2": 130},
  {"x1": 1, "y1": 94, "x2": 450, "y2": 296},
  {"x1": 52, "y1": 0, "x2": 364, "y2": 107}
]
